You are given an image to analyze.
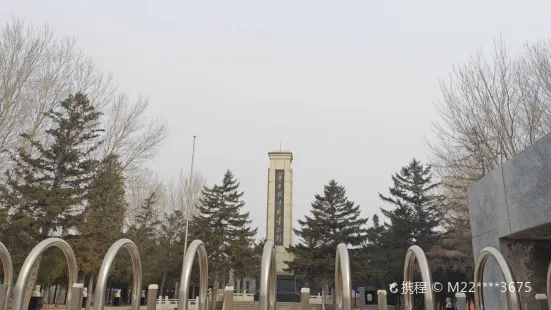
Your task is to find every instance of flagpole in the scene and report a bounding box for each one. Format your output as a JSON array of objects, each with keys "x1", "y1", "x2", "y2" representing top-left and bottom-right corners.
[{"x1": 183, "y1": 135, "x2": 196, "y2": 261}]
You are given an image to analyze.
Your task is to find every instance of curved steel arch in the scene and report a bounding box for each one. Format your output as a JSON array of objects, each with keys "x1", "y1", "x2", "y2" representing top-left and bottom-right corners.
[
  {"x1": 403, "y1": 245, "x2": 435, "y2": 310},
  {"x1": 547, "y1": 261, "x2": 551, "y2": 309},
  {"x1": 178, "y1": 239, "x2": 208, "y2": 310},
  {"x1": 474, "y1": 247, "x2": 520, "y2": 310},
  {"x1": 259, "y1": 241, "x2": 276, "y2": 310},
  {"x1": 335, "y1": 243, "x2": 352, "y2": 310},
  {"x1": 94, "y1": 239, "x2": 142, "y2": 310},
  {"x1": 12, "y1": 238, "x2": 78, "y2": 310},
  {"x1": 0, "y1": 242, "x2": 13, "y2": 310}
]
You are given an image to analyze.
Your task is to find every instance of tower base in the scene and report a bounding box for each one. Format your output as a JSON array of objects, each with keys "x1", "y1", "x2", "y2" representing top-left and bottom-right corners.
[{"x1": 254, "y1": 275, "x2": 302, "y2": 302}]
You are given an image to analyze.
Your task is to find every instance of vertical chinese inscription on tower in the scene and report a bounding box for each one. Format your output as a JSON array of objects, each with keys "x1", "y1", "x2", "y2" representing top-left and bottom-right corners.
[{"x1": 274, "y1": 169, "x2": 285, "y2": 245}]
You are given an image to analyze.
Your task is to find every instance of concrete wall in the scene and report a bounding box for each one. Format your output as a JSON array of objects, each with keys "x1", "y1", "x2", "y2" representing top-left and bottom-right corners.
[{"x1": 468, "y1": 132, "x2": 551, "y2": 309}]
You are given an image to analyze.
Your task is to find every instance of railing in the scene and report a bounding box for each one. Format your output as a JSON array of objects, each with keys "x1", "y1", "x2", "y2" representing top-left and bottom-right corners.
[
  {"x1": 232, "y1": 292, "x2": 255, "y2": 301},
  {"x1": 403, "y1": 245, "x2": 435, "y2": 310},
  {"x1": 473, "y1": 247, "x2": 520, "y2": 310},
  {"x1": 156, "y1": 296, "x2": 197, "y2": 310},
  {"x1": 401, "y1": 244, "x2": 551, "y2": 310},
  {"x1": 12, "y1": 238, "x2": 78, "y2": 310},
  {"x1": 259, "y1": 241, "x2": 276, "y2": 310},
  {"x1": 4, "y1": 236, "x2": 551, "y2": 310},
  {"x1": 0, "y1": 237, "x2": 210, "y2": 310},
  {"x1": 0, "y1": 242, "x2": 12, "y2": 310},
  {"x1": 256, "y1": 242, "x2": 351, "y2": 310},
  {"x1": 228, "y1": 291, "x2": 330, "y2": 304},
  {"x1": 94, "y1": 239, "x2": 142, "y2": 310},
  {"x1": 0, "y1": 238, "x2": 353, "y2": 310},
  {"x1": 335, "y1": 243, "x2": 352, "y2": 310},
  {"x1": 307, "y1": 294, "x2": 334, "y2": 305},
  {"x1": 178, "y1": 239, "x2": 208, "y2": 310},
  {"x1": 308, "y1": 294, "x2": 323, "y2": 304}
]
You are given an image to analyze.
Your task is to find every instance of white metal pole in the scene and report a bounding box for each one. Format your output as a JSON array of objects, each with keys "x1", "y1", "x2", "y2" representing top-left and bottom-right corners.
[{"x1": 182, "y1": 136, "x2": 196, "y2": 265}]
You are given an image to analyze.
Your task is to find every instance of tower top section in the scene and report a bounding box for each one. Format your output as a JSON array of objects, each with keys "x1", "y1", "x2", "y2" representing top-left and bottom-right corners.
[{"x1": 268, "y1": 150, "x2": 293, "y2": 162}]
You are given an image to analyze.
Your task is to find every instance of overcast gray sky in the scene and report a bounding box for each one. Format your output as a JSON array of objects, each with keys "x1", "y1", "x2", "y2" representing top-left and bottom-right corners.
[{"x1": 2, "y1": 0, "x2": 550, "y2": 241}]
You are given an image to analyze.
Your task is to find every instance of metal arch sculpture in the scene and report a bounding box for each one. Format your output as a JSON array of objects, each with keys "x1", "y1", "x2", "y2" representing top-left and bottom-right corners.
[
  {"x1": 548, "y1": 261, "x2": 551, "y2": 309},
  {"x1": 259, "y1": 241, "x2": 276, "y2": 310},
  {"x1": 12, "y1": 238, "x2": 78, "y2": 310},
  {"x1": 335, "y1": 243, "x2": 352, "y2": 310},
  {"x1": 403, "y1": 245, "x2": 435, "y2": 310},
  {"x1": 94, "y1": 239, "x2": 142, "y2": 310},
  {"x1": 473, "y1": 247, "x2": 520, "y2": 310},
  {"x1": 0, "y1": 242, "x2": 13, "y2": 310},
  {"x1": 178, "y1": 239, "x2": 208, "y2": 310}
]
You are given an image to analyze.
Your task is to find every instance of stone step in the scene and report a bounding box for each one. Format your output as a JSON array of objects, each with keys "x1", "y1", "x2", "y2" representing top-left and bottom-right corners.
[{"x1": 231, "y1": 301, "x2": 319, "y2": 310}]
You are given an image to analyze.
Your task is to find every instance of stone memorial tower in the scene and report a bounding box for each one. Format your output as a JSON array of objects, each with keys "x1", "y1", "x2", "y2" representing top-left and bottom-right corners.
[{"x1": 266, "y1": 150, "x2": 294, "y2": 274}]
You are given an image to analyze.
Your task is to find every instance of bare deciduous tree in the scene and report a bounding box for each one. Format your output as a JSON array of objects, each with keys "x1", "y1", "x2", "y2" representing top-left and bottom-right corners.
[
  {"x1": 0, "y1": 18, "x2": 117, "y2": 309},
  {"x1": 124, "y1": 167, "x2": 166, "y2": 230},
  {"x1": 167, "y1": 170, "x2": 207, "y2": 220},
  {"x1": 0, "y1": 17, "x2": 169, "y2": 172},
  {"x1": 101, "y1": 94, "x2": 169, "y2": 172},
  {"x1": 430, "y1": 36, "x2": 551, "y2": 220},
  {"x1": 0, "y1": 17, "x2": 169, "y2": 308},
  {"x1": 0, "y1": 18, "x2": 116, "y2": 165}
]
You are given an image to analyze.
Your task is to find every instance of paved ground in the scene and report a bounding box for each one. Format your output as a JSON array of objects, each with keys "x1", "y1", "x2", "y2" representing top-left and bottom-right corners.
[{"x1": 43, "y1": 306, "x2": 149, "y2": 310}]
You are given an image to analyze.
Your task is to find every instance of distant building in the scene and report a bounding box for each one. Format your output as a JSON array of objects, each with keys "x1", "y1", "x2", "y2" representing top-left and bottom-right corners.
[{"x1": 230, "y1": 276, "x2": 257, "y2": 293}]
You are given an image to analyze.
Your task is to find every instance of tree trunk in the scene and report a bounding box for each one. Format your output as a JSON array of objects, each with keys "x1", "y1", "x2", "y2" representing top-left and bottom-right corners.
[
  {"x1": 159, "y1": 270, "x2": 167, "y2": 300},
  {"x1": 211, "y1": 280, "x2": 218, "y2": 310},
  {"x1": 53, "y1": 285, "x2": 58, "y2": 305},
  {"x1": 85, "y1": 275, "x2": 94, "y2": 310},
  {"x1": 22, "y1": 255, "x2": 42, "y2": 309},
  {"x1": 64, "y1": 285, "x2": 68, "y2": 305},
  {"x1": 332, "y1": 286, "x2": 335, "y2": 308},
  {"x1": 121, "y1": 286, "x2": 127, "y2": 305},
  {"x1": 44, "y1": 286, "x2": 49, "y2": 304},
  {"x1": 239, "y1": 277, "x2": 243, "y2": 293},
  {"x1": 106, "y1": 281, "x2": 111, "y2": 305}
]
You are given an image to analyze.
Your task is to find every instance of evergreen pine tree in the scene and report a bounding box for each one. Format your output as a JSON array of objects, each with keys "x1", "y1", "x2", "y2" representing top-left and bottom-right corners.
[
  {"x1": 229, "y1": 235, "x2": 256, "y2": 288},
  {"x1": 365, "y1": 214, "x2": 384, "y2": 247},
  {"x1": 158, "y1": 209, "x2": 186, "y2": 296},
  {"x1": 286, "y1": 179, "x2": 368, "y2": 287},
  {"x1": 379, "y1": 158, "x2": 443, "y2": 248},
  {"x1": 366, "y1": 159, "x2": 443, "y2": 288},
  {"x1": 360, "y1": 214, "x2": 406, "y2": 289},
  {"x1": 72, "y1": 153, "x2": 127, "y2": 307},
  {"x1": 0, "y1": 92, "x2": 104, "y2": 307},
  {"x1": 250, "y1": 238, "x2": 265, "y2": 281},
  {"x1": 128, "y1": 192, "x2": 162, "y2": 286},
  {"x1": 0, "y1": 92, "x2": 104, "y2": 245},
  {"x1": 358, "y1": 215, "x2": 384, "y2": 287},
  {"x1": 132, "y1": 193, "x2": 161, "y2": 248},
  {"x1": 193, "y1": 169, "x2": 257, "y2": 288}
]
